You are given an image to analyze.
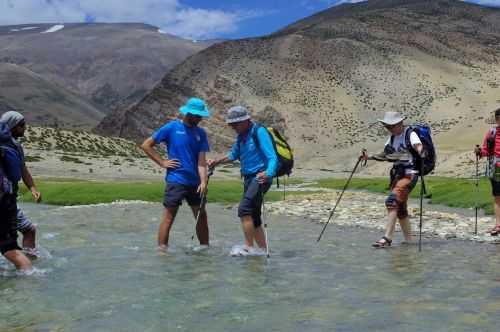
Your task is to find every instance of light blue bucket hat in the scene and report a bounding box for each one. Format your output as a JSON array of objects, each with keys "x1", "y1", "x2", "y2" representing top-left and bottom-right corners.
[{"x1": 179, "y1": 97, "x2": 210, "y2": 117}]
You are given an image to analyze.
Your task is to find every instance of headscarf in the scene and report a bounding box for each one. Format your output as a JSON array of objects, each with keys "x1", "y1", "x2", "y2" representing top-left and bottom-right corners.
[{"x1": 0, "y1": 111, "x2": 24, "y2": 130}]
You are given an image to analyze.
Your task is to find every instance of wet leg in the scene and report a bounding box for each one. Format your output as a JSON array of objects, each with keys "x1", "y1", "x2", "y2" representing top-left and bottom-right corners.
[
  {"x1": 254, "y1": 226, "x2": 267, "y2": 249},
  {"x1": 241, "y1": 216, "x2": 255, "y2": 248},
  {"x1": 4, "y1": 249, "x2": 32, "y2": 271},
  {"x1": 22, "y1": 227, "x2": 36, "y2": 249},
  {"x1": 398, "y1": 217, "x2": 413, "y2": 242},
  {"x1": 158, "y1": 207, "x2": 178, "y2": 248},
  {"x1": 190, "y1": 205, "x2": 209, "y2": 245},
  {"x1": 494, "y1": 197, "x2": 500, "y2": 227}
]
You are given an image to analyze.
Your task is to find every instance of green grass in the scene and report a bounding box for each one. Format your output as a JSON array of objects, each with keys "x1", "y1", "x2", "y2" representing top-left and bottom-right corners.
[
  {"x1": 17, "y1": 179, "x2": 311, "y2": 206},
  {"x1": 315, "y1": 176, "x2": 493, "y2": 214},
  {"x1": 17, "y1": 176, "x2": 493, "y2": 214}
]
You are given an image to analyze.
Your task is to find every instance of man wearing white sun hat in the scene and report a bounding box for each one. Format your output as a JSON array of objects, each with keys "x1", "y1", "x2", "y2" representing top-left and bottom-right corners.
[{"x1": 361, "y1": 111, "x2": 423, "y2": 248}]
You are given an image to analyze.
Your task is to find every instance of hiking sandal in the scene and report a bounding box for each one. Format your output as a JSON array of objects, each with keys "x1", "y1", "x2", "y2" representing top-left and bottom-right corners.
[
  {"x1": 489, "y1": 225, "x2": 500, "y2": 236},
  {"x1": 372, "y1": 236, "x2": 392, "y2": 248}
]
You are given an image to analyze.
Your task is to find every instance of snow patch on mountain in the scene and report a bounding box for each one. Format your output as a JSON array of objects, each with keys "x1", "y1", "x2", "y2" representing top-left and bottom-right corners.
[{"x1": 41, "y1": 25, "x2": 64, "y2": 34}]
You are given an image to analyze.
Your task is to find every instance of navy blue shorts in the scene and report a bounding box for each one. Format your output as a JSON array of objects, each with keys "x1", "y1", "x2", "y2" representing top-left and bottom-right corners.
[
  {"x1": 0, "y1": 193, "x2": 21, "y2": 255},
  {"x1": 163, "y1": 182, "x2": 202, "y2": 208},
  {"x1": 490, "y1": 179, "x2": 500, "y2": 197},
  {"x1": 238, "y1": 176, "x2": 271, "y2": 228}
]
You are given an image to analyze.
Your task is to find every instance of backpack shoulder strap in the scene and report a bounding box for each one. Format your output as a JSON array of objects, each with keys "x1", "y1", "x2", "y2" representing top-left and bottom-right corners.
[
  {"x1": 490, "y1": 127, "x2": 497, "y2": 139},
  {"x1": 487, "y1": 127, "x2": 497, "y2": 155},
  {"x1": 404, "y1": 126, "x2": 413, "y2": 143},
  {"x1": 403, "y1": 126, "x2": 420, "y2": 157},
  {"x1": 251, "y1": 123, "x2": 263, "y2": 152}
]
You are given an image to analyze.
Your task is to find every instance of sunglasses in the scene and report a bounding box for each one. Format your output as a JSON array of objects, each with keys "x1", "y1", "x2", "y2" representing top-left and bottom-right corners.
[
  {"x1": 187, "y1": 114, "x2": 202, "y2": 119},
  {"x1": 384, "y1": 123, "x2": 397, "y2": 129}
]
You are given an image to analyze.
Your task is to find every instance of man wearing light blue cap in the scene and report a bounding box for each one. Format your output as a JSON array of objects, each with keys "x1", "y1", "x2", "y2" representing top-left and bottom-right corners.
[{"x1": 142, "y1": 97, "x2": 210, "y2": 251}]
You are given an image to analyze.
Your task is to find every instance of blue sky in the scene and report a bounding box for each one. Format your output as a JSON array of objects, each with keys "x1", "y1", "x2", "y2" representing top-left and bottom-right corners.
[{"x1": 0, "y1": 0, "x2": 499, "y2": 40}]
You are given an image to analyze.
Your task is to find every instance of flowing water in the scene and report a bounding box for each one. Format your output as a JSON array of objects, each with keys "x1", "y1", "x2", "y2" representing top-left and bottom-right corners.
[{"x1": 1, "y1": 202, "x2": 499, "y2": 331}]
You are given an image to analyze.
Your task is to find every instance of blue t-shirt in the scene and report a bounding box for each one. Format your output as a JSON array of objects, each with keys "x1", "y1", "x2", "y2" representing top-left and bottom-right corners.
[
  {"x1": 228, "y1": 123, "x2": 278, "y2": 179},
  {"x1": 152, "y1": 119, "x2": 209, "y2": 186}
]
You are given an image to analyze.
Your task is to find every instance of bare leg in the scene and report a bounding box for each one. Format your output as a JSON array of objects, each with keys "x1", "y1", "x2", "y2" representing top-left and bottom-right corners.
[
  {"x1": 4, "y1": 249, "x2": 32, "y2": 271},
  {"x1": 22, "y1": 227, "x2": 36, "y2": 249},
  {"x1": 241, "y1": 216, "x2": 255, "y2": 247},
  {"x1": 384, "y1": 209, "x2": 398, "y2": 240},
  {"x1": 158, "y1": 207, "x2": 178, "y2": 248},
  {"x1": 398, "y1": 217, "x2": 413, "y2": 242},
  {"x1": 494, "y1": 197, "x2": 500, "y2": 226},
  {"x1": 190, "y1": 205, "x2": 209, "y2": 245},
  {"x1": 254, "y1": 226, "x2": 267, "y2": 249}
]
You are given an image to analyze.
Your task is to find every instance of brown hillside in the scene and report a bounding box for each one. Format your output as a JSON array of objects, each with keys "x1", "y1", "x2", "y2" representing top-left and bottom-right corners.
[
  {"x1": 96, "y1": 0, "x2": 500, "y2": 175},
  {"x1": 0, "y1": 23, "x2": 211, "y2": 113},
  {"x1": 0, "y1": 63, "x2": 104, "y2": 129}
]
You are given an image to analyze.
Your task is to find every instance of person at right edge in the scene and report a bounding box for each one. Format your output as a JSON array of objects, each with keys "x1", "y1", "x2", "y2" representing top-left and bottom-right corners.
[
  {"x1": 361, "y1": 111, "x2": 423, "y2": 248},
  {"x1": 208, "y1": 106, "x2": 278, "y2": 256},
  {"x1": 475, "y1": 108, "x2": 500, "y2": 236}
]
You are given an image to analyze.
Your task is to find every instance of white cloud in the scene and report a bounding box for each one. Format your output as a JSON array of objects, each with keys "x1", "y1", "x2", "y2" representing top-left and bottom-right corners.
[
  {"x1": 0, "y1": 0, "x2": 259, "y2": 39},
  {"x1": 165, "y1": 8, "x2": 239, "y2": 40}
]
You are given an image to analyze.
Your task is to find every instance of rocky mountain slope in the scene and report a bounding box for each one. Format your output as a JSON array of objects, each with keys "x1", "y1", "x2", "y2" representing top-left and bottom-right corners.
[
  {"x1": 96, "y1": 0, "x2": 500, "y2": 175},
  {"x1": 0, "y1": 23, "x2": 211, "y2": 119},
  {"x1": 0, "y1": 63, "x2": 104, "y2": 129},
  {"x1": 20, "y1": 126, "x2": 158, "y2": 180}
]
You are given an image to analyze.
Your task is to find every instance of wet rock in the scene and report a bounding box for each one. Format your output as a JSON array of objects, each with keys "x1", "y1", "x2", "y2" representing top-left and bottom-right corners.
[{"x1": 267, "y1": 191, "x2": 500, "y2": 243}]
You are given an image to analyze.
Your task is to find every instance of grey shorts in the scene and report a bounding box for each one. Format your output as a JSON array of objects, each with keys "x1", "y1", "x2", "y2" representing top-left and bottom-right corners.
[
  {"x1": 16, "y1": 209, "x2": 35, "y2": 234},
  {"x1": 163, "y1": 182, "x2": 202, "y2": 208},
  {"x1": 238, "y1": 176, "x2": 271, "y2": 228}
]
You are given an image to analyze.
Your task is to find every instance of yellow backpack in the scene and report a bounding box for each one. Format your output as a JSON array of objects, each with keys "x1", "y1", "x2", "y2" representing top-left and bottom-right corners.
[{"x1": 252, "y1": 124, "x2": 294, "y2": 177}]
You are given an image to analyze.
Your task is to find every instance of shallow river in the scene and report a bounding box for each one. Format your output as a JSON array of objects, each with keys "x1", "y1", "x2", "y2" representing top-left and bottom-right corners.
[{"x1": 1, "y1": 202, "x2": 499, "y2": 331}]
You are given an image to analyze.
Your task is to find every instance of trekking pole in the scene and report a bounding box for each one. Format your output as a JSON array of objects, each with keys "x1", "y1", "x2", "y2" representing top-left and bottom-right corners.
[
  {"x1": 419, "y1": 163, "x2": 425, "y2": 252},
  {"x1": 262, "y1": 190, "x2": 270, "y2": 258},
  {"x1": 475, "y1": 145, "x2": 480, "y2": 235},
  {"x1": 191, "y1": 167, "x2": 214, "y2": 242},
  {"x1": 283, "y1": 177, "x2": 286, "y2": 201},
  {"x1": 317, "y1": 154, "x2": 365, "y2": 242}
]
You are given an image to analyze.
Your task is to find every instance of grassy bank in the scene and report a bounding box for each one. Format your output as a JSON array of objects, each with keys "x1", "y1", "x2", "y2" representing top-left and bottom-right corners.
[
  {"x1": 18, "y1": 176, "x2": 493, "y2": 214},
  {"x1": 17, "y1": 179, "x2": 308, "y2": 206},
  {"x1": 314, "y1": 176, "x2": 493, "y2": 214}
]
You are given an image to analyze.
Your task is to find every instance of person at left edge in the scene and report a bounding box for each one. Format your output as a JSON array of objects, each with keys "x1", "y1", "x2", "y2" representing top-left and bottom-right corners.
[{"x1": 141, "y1": 97, "x2": 210, "y2": 251}]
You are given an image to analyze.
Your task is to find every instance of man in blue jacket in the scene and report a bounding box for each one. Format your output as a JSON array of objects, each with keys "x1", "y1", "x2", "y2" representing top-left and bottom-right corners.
[
  {"x1": 142, "y1": 98, "x2": 210, "y2": 251},
  {"x1": 209, "y1": 106, "x2": 278, "y2": 255}
]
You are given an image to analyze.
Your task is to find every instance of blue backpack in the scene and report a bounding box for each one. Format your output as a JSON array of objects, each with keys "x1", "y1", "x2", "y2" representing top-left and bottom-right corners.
[
  {"x1": 403, "y1": 125, "x2": 436, "y2": 176},
  {"x1": 0, "y1": 122, "x2": 23, "y2": 183}
]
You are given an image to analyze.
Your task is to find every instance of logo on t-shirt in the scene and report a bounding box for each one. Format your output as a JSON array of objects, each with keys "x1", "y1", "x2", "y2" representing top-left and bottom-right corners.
[{"x1": 175, "y1": 130, "x2": 186, "y2": 135}]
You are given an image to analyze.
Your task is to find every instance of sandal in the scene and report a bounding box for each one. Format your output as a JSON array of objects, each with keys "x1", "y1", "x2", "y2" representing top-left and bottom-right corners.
[
  {"x1": 489, "y1": 225, "x2": 500, "y2": 236},
  {"x1": 372, "y1": 236, "x2": 392, "y2": 248}
]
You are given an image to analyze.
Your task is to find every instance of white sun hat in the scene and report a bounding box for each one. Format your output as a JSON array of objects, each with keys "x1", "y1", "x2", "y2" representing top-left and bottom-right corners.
[{"x1": 377, "y1": 112, "x2": 405, "y2": 125}]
